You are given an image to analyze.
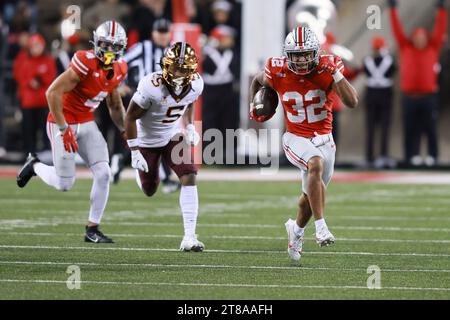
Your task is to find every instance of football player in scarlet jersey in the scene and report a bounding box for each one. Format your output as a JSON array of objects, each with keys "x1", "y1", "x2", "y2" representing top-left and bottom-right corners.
[
  {"x1": 249, "y1": 26, "x2": 358, "y2": 262},
  {"x1": 17, "y1": 21, "x2": 128, "y2": 243}
]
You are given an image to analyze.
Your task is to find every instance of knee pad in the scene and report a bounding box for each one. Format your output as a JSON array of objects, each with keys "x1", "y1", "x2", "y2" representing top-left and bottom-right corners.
[
  {"x1": 56, "y1": 176, "x2": 75, "y2": 192},
  {"x1": 91, "y1": 162, "x2": 111, "y2": 185}
]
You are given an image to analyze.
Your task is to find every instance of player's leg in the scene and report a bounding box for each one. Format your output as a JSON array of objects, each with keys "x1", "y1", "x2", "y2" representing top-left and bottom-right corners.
[
  {"x1": 136, "y1": 148, "x2": 162, "y2": 197},
  {"x1": 76, "y1": 121, "x2": 114, "y2": 243},
  {"x1": 297, "y1": 193, "x2": 312, "y2": 228},
  {"x1": 283, "y1": 132, "x2": 320, "y2": 260},
  {"x1": 160, "y1": 159, "x2": 180, "y2": 194},
  {"x1": 18, "y1": 121, "x2": 76, "y2": 191},
  {"x1": 163, "y1": 139, "x2": 204, "y2": 252},
  {"x1": 311, "y1": 135, "x2": 337, "y2": 247}
]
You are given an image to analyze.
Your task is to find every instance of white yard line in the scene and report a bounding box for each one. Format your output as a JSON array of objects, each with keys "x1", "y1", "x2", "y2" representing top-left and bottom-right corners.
[
  {"x1": 0, "y1": 220, "x2": 449, "y2": 232},
  {"x1": 0, "y1": 245, "x2": 449, "y2": 257},
  {"x1": 1, "y1": 260, "x2": 449, "y2": 273},
  {"x1": 2, "y1": 231, "x2": 450, "y2": 244},
  {"x1": 0, "y1": 279, "x2": 448, "y2": 292}
]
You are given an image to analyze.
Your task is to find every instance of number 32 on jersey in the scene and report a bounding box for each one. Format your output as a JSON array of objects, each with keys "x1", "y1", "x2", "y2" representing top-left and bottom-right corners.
[{"x1": 283, "y1": 89, "x2": 327, "y2": 124}]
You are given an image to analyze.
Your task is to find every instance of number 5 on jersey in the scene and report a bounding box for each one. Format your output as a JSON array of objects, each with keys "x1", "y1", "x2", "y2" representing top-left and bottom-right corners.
[
  {"x1": 84, "y1": 91, "x2": 108, "y2": 109},
  {"x1": 163, "y1": 105, "x2": 187, "y2": 123}
]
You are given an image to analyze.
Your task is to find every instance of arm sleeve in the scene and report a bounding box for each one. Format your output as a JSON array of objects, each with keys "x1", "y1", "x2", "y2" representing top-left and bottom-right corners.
[
  {"x1": 389, "y1": 8, "x2": 408, "y2": 48},
  {"x1": 69, "y1": 51, "x2": 90, "y2": 79},
  {"x1": 131, "y1": 76, "x2": 155, "y2": 110},
  {"x1": 430, "y1": 8, "x2": 448, "y2": 48}
]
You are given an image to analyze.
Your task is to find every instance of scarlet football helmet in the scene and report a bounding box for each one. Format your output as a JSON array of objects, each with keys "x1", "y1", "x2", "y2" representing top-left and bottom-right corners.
[{"x1": 283, "y1": 26, "x2": 320, "y2": 75}]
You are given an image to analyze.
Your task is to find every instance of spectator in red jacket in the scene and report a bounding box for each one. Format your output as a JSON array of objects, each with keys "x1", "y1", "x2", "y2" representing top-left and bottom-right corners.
[
  {"x1": 13, "y1": 33, "x2": 56, "y2": 157},
  {"x1": 389, "y1": 0, "x2": 447, "y2": 166}
]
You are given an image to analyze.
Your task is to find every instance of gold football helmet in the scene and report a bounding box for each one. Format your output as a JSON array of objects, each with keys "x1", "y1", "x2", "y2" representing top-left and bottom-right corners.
[{"x1": 161, "y1": 42, "x2": 198, "y2": 89}]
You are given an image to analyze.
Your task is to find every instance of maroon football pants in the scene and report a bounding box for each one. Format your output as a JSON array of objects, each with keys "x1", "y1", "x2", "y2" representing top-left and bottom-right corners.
[{"x1": 138, "y1": 137, "x2": 197, "y2": 197}]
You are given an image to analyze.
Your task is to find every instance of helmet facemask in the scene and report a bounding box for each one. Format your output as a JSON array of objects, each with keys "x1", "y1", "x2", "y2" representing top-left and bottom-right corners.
[
  {"x1": 283, "y1": 26, "x2": 321, "y2": 75},
  {"x1": 95, "y1": 39, "x2": 125, "y2": 66},
  {"x1": 92, "y1": 21, "x2": 127, "y2": 67},
  {"x1": 285, "y1": 49, "x2": 318, "y2": 75},
  {"x1": 161, "y1": 42, "x2": 198, "y2": 91}
]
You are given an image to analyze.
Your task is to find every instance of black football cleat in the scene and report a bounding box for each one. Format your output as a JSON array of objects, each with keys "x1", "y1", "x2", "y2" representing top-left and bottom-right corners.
[
  {"x1": 84, "y1": 225, "x2": 114, "y2": 243},
  {"x1": 17, "y1": 153, "x2": 40, "y2": 188}
]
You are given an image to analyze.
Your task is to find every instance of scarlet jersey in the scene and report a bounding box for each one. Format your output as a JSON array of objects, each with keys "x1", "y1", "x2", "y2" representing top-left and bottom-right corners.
[
  {"x1": 48, "y1": 50, "x2": 128, "y2": 124},
  {"x1": 264, "y1": 56, "x2": 343, "y2": 138}
]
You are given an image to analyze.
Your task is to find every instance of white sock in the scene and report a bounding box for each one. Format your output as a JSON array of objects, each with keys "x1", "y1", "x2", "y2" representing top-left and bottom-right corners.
[
  {"x1": 34, "y1": 163, "x2": 60, "y2": 189},
  {"x1": 293, "y1": 222, "x2": 305, "y2": 237},
  {"x1": 179, "y1": 185, "x2": 198, "y2": 238},
  {"x1": 88, "y1": 162, "x2": 111, "y2": 224},
  {"x1": 34, "y1": 162, "x2": 74, "y2": 191},
  {"x1": 315, "y1": 218, "x2": 328, "y2": 231}
]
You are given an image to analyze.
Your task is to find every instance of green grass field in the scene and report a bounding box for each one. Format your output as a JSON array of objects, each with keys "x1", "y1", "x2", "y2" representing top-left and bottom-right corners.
[{"x1": 0, "y1": 176, "x2": 449, "y2": 299}]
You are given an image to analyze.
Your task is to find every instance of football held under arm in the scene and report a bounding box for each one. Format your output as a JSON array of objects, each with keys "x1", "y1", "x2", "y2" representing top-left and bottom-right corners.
[{"x1": 249, "y1": 71, "x2": 273, "y2": 102}]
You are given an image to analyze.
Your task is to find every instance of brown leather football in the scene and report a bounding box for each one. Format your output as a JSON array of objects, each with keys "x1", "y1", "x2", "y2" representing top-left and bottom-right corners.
[{"x1": 253, "y1": 87, "x2": 279, "y2": 117}]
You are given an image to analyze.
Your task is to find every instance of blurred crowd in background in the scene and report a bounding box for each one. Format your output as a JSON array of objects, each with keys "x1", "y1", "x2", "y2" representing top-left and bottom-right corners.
[{"x1": 0, "y1": 0, "x2": 448, "y2": 169}]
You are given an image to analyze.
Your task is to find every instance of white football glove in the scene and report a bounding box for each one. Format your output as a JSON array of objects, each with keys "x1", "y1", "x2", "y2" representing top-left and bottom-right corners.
[
  {"x1": 131, "y1": 150, "x2": 148, "y2": 172},
  {"x1": 185, "y1": 124, "x2": 200, "y2": 146}
]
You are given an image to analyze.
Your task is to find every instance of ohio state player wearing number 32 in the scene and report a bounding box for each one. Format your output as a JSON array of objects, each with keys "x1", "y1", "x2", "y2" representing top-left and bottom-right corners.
[
  {"x1": 250, "y1": 26, "x2": 358, "y2": 262},
  {"x1": 16, "y1": 21, "x2": 128, "y2": 243}
]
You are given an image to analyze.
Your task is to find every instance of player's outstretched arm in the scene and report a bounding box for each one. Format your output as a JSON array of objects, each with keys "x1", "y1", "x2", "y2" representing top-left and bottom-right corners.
[
  {"x1": 106, "y1": 88, "x2": 126, "y2": 134},
  {"x1": 45, "y1": 68, "x2": 80, "y2": 128}
]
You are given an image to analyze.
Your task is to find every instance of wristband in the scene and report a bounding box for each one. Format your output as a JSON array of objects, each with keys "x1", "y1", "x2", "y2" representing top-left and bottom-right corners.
[
  {"x1": 127, "y1": 138, "x2": 139, "y2": 148},
  {"x1": 332, "y1": 70, "x2": 344, "y2": 83},
  {"x1": 58, "y1": 123, "x2": 69, "y2": 132}
]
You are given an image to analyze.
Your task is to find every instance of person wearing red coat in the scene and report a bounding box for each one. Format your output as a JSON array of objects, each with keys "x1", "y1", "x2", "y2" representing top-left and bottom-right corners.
[
  {"x1": 389, "y1": 0, "x2": 447, "y2": 166},
  {"x1": 13, "y1": 34, "x2": 56, "y2": 156}
]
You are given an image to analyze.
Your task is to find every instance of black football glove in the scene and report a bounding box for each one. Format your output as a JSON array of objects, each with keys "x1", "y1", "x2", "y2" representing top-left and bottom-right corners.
[
  {"x1": 437, "y1": 0, "x2": 445, "y2": 8},
  {"x1": 388, "y1": 0, "x2": 397, "y2": 7}
]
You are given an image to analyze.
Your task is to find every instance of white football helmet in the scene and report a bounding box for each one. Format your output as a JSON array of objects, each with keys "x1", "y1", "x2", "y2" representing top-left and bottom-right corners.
[
  {"x1": 92, "y1": 20, "x2": 127, "y2": 66},
  {"x1": 283, "y1": 26, "x2": 320, "y2": 75}
]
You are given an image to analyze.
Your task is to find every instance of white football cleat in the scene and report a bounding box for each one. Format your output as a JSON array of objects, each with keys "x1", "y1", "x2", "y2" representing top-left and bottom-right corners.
[
  {"x1": 285, "y1": 219, "x2": 303, "y2": 262},
  {"x1": 180, "y1": 235, "x2": 205, "y2": 252},
  {"x1": 315, "y1": 227, "x2": 335, "y2": 247}
]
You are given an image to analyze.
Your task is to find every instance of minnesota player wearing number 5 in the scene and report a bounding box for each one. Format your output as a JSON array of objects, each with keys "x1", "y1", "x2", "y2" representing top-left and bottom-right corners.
[
  {"x1": 250, "y1": 27, "x2": 358, "y2": 262},
  {"x1": 125, "y1": 42, "x2": 204, "y2": 252},
  {"x1": 16, "y1": 21, "x2": 128, "y2": 243}
]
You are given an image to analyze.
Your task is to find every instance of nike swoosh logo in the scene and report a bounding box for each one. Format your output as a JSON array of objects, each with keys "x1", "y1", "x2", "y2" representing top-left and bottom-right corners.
[{"x1": 86, "y1": 235, "x2": 99, "y2": 243}]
